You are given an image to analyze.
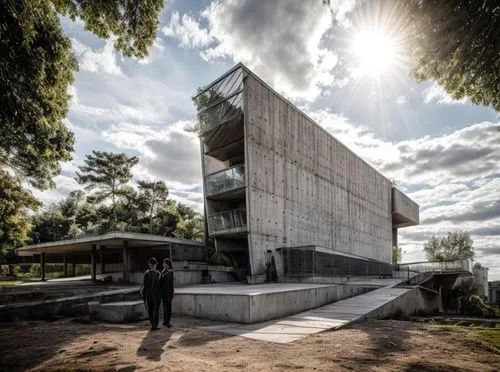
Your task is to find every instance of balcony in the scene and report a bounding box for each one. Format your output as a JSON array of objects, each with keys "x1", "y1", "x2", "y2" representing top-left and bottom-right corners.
[
  {"x1": 206, "y1": 165, "x2": 245, "y2": 198},
  {"x1": 208, "y1": 209, "x2": 247, "y2": 236}
]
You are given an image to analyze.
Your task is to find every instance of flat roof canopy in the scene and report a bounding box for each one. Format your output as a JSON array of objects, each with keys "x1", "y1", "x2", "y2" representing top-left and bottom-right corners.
[{"x1": 17, "y1": 232, "x2": 204, "y2": 256}]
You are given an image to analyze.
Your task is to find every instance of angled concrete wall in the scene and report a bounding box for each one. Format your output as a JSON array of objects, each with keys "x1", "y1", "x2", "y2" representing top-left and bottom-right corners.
[
  {"x1": 392, "y1": 187, "x2": 419, "y2": 227},
  {"x1": 244, "y1": 75, "x2": 393, "y2": 276}
]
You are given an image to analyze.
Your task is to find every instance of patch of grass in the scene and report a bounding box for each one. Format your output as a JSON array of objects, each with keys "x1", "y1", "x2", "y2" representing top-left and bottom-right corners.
[
  {"x1": 431, "y1": 324, "x2": 500, "y2": 355},
  {"x1": 0, "y1": 280, "x2": 26, "y2": 286},
  {"x1": 470, "y1": 328, "x2": 500, "y2": 354},
  {"x1": 433, "y1": 324, "x2": 461, "y2": 332}
]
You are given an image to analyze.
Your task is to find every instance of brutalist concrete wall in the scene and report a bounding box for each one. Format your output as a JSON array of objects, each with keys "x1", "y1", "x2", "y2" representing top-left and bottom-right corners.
[
  {"x1": 392, "y1": 187, "x2": 419, "y2": 226},
  {"x1": 361, "y1": 287, "x2": 440, "y2": 320},
  {"x1": 244, "y1": 74, "x2": 392, "y2": 276}
]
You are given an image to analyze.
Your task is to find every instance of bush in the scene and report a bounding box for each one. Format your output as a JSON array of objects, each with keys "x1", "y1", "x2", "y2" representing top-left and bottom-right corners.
[
  {"x1": 0, "y1": 264, "x2": 21, "y2": 277},
  {"x1": 76, "y1": 265, "x2": 91, "y2": 276},
  {"x1": 207, "y1": 251, "x2": 232, "y2": 266},
  {"x1": 460, "y1": 295, "x2": 495, "y2": 317},
  {"x1": 30, "y1": 263, "x2": 64, "y2": 277}
]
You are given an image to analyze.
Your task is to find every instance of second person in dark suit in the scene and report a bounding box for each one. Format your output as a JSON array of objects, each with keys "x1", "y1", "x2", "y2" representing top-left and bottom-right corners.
[{"x1": 160, "y1": 258, "x2": 175, "y2": 327}]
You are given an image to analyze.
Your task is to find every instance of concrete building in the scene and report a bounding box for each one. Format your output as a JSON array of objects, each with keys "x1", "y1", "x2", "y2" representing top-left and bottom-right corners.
[
  {"x1": 196, "y1": 63, "x2": 419, "y2": 281},
  {"x1": 488, "y1": 280, "x2": 500, "y2": 307},
  {"x1": 472, "y1": 266, "x2": 489, "y2": 299}
]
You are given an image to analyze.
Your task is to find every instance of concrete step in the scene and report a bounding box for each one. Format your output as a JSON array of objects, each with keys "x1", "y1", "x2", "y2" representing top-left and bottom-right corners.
[{"x1": 89, "y1": 300, "x2": 148, "y2": 323}]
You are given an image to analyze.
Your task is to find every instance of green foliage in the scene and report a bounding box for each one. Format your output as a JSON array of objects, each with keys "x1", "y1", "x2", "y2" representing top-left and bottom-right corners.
[
  {"x1": 392, "y1": 245, "x2": 402, "y2": 265},
  {"x1": 207, "y1": 250, "x2": 232, "y2": 267},
  {"x1": 423, "y1": 231, "x2": 474, "y2": 262},
  {"x1": 404, "y1": 0, "x2": 500, "y2": 111},
  {"x1": 29, "y1": 205, "x2": 76, "y2": 243},
  {"x1": 334, "y1": 0, "x2": 500, "y2": 111},
  {"x1": 176, "y1": 215, "x2": 204, "y2": 241},
  {"x1": 30, "y1": 151, "x2": 205, "y2": 243},
  {"x1": 460, "y1": 295, "x2": 495, "y2": 317},
  {"x1": 76, "y1": 151, "x2": 139, "y2": 223},
  {"x1": 0, "y1": 170, "x2": 40, "y2": 267},
  {"x1": 136, "y1": 180, "x2": 169, "y2": 232},
  {"x1": 0, "y1": 0, "x2": 76, "y2": 190},
  {"x1": 53, "y1": 0, "x2": 164, "y2": 59},
  {"x1": 1, "y1": 0, "x2": 164, "y2": 250},
  {"x1": 473, "y1": 262, "x2": 484, "y2": 270}
]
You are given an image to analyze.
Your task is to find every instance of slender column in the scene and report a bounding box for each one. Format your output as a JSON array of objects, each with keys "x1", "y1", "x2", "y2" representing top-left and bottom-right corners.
[
  {"x1": 122, "y1": 240, "x2": 129, "y2": 281},
  {"x1": 63, "y1": 256, "x2": 68, "y2": 276},
  {"x1": 40, "y1": 252, "x2": 46, "y2": 281},
  {"x1": 72, "y1": 260, "x2": 76, "y2": 277},
  {"x1": 392, "y1": 228, "x2": 398, "y2": 249},
  {"x1": 100, "y1": 245, "x2": 105, "y2": 274},
  {"x1": 91, "y1": 244, "x2": 97, "y2": 281}
]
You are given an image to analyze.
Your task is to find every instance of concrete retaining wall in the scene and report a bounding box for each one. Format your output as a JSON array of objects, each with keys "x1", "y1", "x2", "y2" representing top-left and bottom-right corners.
[
  {"x1": 355, "y1": 287, "x2": 440, "y2": 323},
  {"x1": 103, "y1": 268, "x2": 235, "y2": 286},
  {"x1": 173, "y1": 284, "x2": 373, "y2": 323}
]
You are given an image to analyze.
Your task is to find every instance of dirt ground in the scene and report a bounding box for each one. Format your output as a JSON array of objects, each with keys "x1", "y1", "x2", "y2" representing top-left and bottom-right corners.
[{"x1": 0, "y1": 316, "x2": 498, "y2": 372}]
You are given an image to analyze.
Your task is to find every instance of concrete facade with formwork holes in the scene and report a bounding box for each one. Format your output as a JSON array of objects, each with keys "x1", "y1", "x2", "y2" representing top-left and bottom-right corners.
[{"x1": 196, "y1": 63, "x2": 419, "y2": 281}]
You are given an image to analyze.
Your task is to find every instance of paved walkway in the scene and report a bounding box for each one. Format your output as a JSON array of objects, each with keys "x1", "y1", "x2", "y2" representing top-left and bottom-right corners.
[{"x1": 199, "y1": 286, "x2": 411, "y2": 343}]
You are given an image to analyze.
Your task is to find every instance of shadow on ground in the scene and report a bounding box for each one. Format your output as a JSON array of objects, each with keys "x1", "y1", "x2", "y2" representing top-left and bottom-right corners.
[
  {"x1": 0, "y1": 319, "x2": 142, "y2": 371},
  {"x1": 323, "y1": 319, "x2": 411, "y2": 370},
  {"x1": 136, "y1": 329, "x2": 171, "y2": 361},
  {"x1": 175, "y1": 329, "x2": 233, "y2": 347}
]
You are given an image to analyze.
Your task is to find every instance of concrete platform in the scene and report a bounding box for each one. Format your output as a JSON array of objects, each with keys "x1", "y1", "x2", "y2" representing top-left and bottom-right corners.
[
  {"x1": 199, "y1": 286, "x2": 415, "y2": 343},
  {"x1": 173, "y1": 282, "x2": 376, "y2": 323},
  {"x1": 89, "y1": 300, "x2": 147, "y2": 323}
]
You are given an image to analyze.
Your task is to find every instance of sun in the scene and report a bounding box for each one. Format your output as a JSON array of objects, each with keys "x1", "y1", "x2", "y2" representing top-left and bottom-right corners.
[{"x1": 351, "y1": 30, "x2": 397, "y2": 76}]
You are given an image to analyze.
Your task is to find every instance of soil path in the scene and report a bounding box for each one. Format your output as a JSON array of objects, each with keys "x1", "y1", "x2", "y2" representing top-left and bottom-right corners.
[{"x1": 0, "y1": 317, "x2": 498, "y2": 371}]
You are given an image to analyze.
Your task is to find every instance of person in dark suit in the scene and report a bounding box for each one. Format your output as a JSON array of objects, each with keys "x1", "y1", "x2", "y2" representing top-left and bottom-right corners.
[
  {"x1": 160, "y1": 258, "x2": 175, "y2": 327},
  {"x1": 140, "y1": 257, "x2": 161, "y2": 330}
]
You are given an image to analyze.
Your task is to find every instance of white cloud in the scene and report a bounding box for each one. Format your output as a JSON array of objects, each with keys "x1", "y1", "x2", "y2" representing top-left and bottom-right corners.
[
  {"x1": 162, "y1": 11, "x2": 213, "y2": 48},
  {"x1": 199, "y1": 0, "x2": 342, "y2": 100},
  {"x1": 423, "y1": 81, "x2": 468, "y2": 105},
  {"x1": 71, "y1": 39, "x2": 122, "y2": 75},
  {"x1": 382, "y1": 122, "x2": 500, "y2": 185},
  {"x1": 305, "y1": 109, "x2": 500, "y2": 274},
  {"x1": 163, "y1": 1, "x2": 358, "y2": 101},
  {"x1": 396, "y1": 96, "x2": 407, "y2": 105},
  {"x1": 102, "y1": 120, "x2": 202, "y2": 188}
]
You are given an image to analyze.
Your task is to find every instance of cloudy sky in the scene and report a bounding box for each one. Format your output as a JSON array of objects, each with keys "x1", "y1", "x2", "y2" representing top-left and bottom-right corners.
[{"x1": 36, "y1": 0, "x2": 500, "y2": 280}]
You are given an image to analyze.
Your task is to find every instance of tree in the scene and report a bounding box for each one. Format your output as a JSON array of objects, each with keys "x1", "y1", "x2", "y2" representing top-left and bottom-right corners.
[
  {"x1": 76, "y1": 151, "x2": 138, "y2": 223},
  {"x1": 334, "y1": 0, "x2": 500, "y2": 111},
  {"x1": 1, "y1": 1, "x2": 76, "y2": 190},
  {"x1": 423, "y1": 231, "x2": 474, "y2": 262},
  {"x1": 137, "y1": 181, "x2": 169, "y2": 233},
  {"x1": 472, "y1": 262, "x2": 483, "y2": 270},
  {"x1": 54, "y1": 0, "x2": 164, "y2": 59},
  {"x1": 30, "y1": 205, "x2": 74, "y2": 243},
  {"x1": 176, "y1": 215, "x2": 204, "y2": 241},
  {"x1": 404, "y1": 0, "x2": 500, "y2": 111},
  {"x1": 0, "y1": 0, "x2": 164, "y2": 222},
  {"x1": 0, "y1": 169, "x2": 40, "y2": 274},
  {"x1": 392, "y1": 245, "x2": 402, "y2": 265}
]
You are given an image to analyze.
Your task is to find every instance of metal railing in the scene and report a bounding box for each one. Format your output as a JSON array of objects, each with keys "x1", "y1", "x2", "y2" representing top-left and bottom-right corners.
[
  {"x1": 206, "y1": 164, "x2": 245, "y2": 196},
  {"x1": 281, "y1": 248, "x2": 394, "y2": 277},
  {"x1": 208, "y1": 209, "x2": 247, "y2": 235},
  {"x1": 395, "y1": 259, "x2": 472, "y2": 275},
  {"x1": 199, "y1": 92, "x2": 243, "y2": 133}
]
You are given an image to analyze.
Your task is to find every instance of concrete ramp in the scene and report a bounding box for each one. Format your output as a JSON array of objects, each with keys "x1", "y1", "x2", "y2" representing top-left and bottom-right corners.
[{"x1": 199, "y1": 286, "x2": 416, "y2": 343}]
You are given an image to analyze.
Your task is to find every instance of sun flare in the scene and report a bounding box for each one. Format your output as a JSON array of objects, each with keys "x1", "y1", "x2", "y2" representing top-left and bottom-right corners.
[{"x1": 351, "y1": 30, "x2": 397, "y2": 76}]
